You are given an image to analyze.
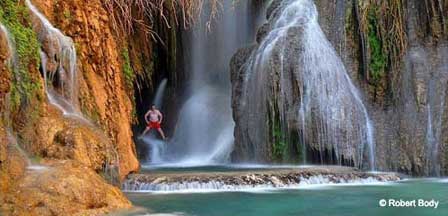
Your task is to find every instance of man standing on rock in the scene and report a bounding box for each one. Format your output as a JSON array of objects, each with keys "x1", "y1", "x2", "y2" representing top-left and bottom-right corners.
[{"x1": 141, "y1": 105, "x2": 167, "y2": 140}]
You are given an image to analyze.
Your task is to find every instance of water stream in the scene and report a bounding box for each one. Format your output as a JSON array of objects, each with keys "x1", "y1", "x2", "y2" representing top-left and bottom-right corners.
[
  {"x1": 1, "y1": 22, "x2": 46, "y2": 171},
  {"x1": 153, "y1": 78, "x2": 168, "y2": 109},
  {"x1": 26, "y1": 0, "x2": 83, "y2": 120},
  {"x1": 0, "y1": 23, "x2": 17, "y2": 70},
  {"x1": 6, "y1": 130, "x2": 47, "y2": 171},
  {"x1": 425, "y1": 56, "x2": 448, "y2": 176}
]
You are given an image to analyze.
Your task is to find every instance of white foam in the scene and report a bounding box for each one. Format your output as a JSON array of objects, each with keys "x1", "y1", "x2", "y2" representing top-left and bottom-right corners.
[
  {"x1": 27, "y1": 165, "x2": 49, "y2": 171},
  {"x1": 440, "y1": 179, "x2": 448, "y2": 183},
  {"x1": 123, "y1": 175, "x2": 396, "y2": 194}
]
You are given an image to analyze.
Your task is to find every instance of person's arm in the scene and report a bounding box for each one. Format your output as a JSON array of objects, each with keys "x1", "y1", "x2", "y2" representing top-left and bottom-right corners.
[
  {"x1": 158, "y1": 111, "x2": 163, "y2": 123},
  {"x1": 144, "y1": 110, "x2": 150, "y2": 123}
]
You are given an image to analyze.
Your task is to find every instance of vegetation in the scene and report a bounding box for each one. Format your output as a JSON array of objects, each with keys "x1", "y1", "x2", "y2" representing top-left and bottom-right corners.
[
  {"x1": 121, "y1": 47, "x2": 138, "y2": 121},
  {"x1": 63, "y1": 9, "x2": 72, "y2": 21},
  {"x1": 366, "y1": 8, "x2": 386, "y2": 85},
  {"x1": 268, "y1": 101, "x2": 287, "y2": 161},
  {"x1": 352, "y1": 0, "x2": 407, "y2": 102},
  {"x1": 0, "y1": 0, "x2": 42, "y2": 112},
  {"x1": 121, "y1": 48, "x2": 135, "y2": 89},
  {"x1": 103, "y1": 0, "x2": 223, "y2": 39},
  {"x1": 272, "y1": 118, "x2": 287, "y2": 160}
]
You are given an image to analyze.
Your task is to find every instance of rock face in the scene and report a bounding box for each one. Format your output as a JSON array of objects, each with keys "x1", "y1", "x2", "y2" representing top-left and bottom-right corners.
[
  {"x1": 312, "y1": 0, "x2": 448, "y2": 176},
  {"x1": 1, "y1": 0, "x2": 145, "y2": 214},
  {"x1": 29, "y1": 0, "x2": 139, "y2": 179},
  {"x1": 231, "y1": 0, "x2": 375, "y2": 168},
  {"x1": 2, "y1": 161, "x2": 131, "y2": 216},
  {"x1": 231, "y1": 0, "x2": 448, "y2": 176}
]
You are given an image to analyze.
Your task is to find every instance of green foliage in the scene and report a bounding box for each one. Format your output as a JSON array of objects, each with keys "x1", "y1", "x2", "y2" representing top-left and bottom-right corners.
[
  {"x1": 121, "y1": 48, "x2": 135, "y2": 89},
  {"x1": 0, "y1": 0, "x2": 41, "y2": 111},
  {"x1": 367, "y1": 8, "x2": 386, "y2": 85},
  {"x1": 272, "y1": 119, "x2": 287, "y2": 160}
]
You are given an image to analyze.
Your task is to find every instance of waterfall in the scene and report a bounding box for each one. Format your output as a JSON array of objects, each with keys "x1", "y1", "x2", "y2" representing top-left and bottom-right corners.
[
  {"x1": 1, "y1": 23, "x2": 46, "y2": 171},
  {"x1": 160, "y1": 1, "x2": 254, "y2": 165},
  {"x1": 153, "y1": 78, "x2": 168, "y2": 109},
  {"x1": 0, "y1": 23, "x2": 17, "y2": 71},
  {"x1": 242, "y1": 0, "x2": 375, "y2": 169},
  {"x1": 143, "y1": 78, "x2": 169, "y2": 164},
  {"x1": 6, "y1": 130, "x2": 47, "y2": 171},
  {"x1": 26, "y1": 0, "x2": 82, "y2": 119},
  {"x1": 425, "y1": 62, "x2": 448, "y2": 176}
]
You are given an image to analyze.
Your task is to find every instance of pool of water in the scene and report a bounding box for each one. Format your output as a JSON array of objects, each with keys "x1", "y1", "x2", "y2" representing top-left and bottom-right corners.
[{"x1": 123, "y1": 179, "x2": 448, "y2": 216}]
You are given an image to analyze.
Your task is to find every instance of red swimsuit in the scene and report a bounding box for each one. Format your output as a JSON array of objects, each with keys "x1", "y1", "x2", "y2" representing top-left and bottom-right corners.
[{"x1": 147, "y1": 121, "x2": 161, "y2": 129}]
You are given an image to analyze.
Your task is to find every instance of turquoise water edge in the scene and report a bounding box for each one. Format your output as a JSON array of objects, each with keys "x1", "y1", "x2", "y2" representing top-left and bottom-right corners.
[{"x1": 122, "y1": 178, "x2": 447, "y2": 216}]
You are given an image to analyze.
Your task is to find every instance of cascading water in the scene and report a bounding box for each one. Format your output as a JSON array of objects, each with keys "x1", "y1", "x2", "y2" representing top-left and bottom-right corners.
[
  {"x1": 153, "y1": 78, "x2": 168, "y2": 109},
  {"x1": 425, "y1": 55, "x2": 448, "y2": 176},
  {"x1": 145, "y1": 78, "x2": 169, "y2": 164},
  {"x1": 26, "y1": 0, "x2": 82, "y2": 119},
  {"x1": 241, "y1": 0, "x2": 375, "y2": 169},
  {"x1": 156, "y1": 1, "x2": 254, "y2": 165},
  {"x1": 1, "y1": 24, "x2": 46, "y2": 171},
  {"x1": 6, "y1": 130, "x2": 47, "y2": 171},
  {"x1": 0, "y1": 23, "x2": 17, "y2": 70}
]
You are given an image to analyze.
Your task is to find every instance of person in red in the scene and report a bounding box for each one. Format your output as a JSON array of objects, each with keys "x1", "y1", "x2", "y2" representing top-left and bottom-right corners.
[{"x1": 141, "y1": 104, "x2": 167, "y2": 140}]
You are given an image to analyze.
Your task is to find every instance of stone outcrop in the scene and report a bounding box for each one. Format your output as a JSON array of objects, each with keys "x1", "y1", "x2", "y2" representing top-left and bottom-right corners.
[
  {"x1": 313, "y1": 0, "x2": 448, "y2": 176},
  {"x1": 231, "y1": 0, "x2": 374, "y2": 168},
  {"x1": 2, "y1": 161, "x2": 131, "y2": 216},
  {"x1": 29, "y1": 0, "x2": 139, "y2": 179},
  {"x1": 1, "y1": 0, "x2": 145, "y2": 214},
  {"x1": 230, "y1": 0, "x2": 448, "y2": 176}
]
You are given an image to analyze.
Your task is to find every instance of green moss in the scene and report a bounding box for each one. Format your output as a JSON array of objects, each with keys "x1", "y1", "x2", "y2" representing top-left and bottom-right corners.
[
  {"x1": 0, "y1": 0, "x2": 41, "y2": 111},
  {"x1": 63, "y1": 9, "x2": 71, "y2": 20},
  {"x1": 268, "y1": 101, "x2": 287, "y2": 161},
  {"x1": 367, "y1": 8, "x2": 386, "y2": 85},
  {"x1": 121, "y1": 48, "x2": 135, "y2": 89},
  {"x1": 272, "y1": 118, "x2": 287, "y2": 160}
]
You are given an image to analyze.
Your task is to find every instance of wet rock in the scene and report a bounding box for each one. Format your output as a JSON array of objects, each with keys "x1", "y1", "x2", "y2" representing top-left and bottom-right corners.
[{"x1": 123, "y1": 166, "x2": 401, "y2": 192}]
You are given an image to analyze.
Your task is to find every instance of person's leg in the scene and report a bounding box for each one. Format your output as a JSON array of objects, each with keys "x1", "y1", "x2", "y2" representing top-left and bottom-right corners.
[
  {"x1": 141, "y1": 127, "x2": 151, "y2": 137},
  {"x1": 157, "y1": 128, "x2": 166, "y2": 140}
]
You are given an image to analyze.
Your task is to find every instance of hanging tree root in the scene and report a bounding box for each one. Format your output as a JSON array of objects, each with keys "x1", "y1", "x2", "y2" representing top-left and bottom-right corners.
[{"x1": 102, "y1": 0, "x2": 225, "y2": 40}]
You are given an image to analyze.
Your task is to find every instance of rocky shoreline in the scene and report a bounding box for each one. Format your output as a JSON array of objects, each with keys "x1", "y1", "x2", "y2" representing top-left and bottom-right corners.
[{"x1": 123, "y1": 166, "x2": 402, "y2": 192}]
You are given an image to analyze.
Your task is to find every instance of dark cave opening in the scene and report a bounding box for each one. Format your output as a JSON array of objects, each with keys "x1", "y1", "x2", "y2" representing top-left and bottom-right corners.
[{"x1": 306, "y1": 147, "x2": 356, "y2": 167}]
